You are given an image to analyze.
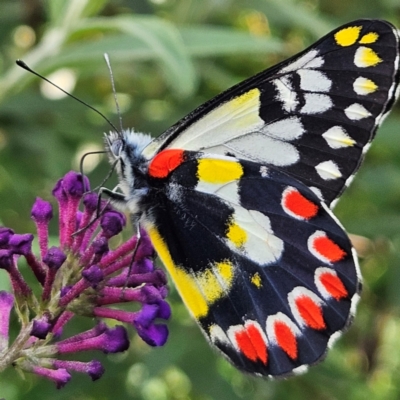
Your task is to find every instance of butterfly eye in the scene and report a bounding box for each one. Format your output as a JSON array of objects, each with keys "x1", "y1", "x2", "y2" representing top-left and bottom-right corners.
[{"x1": 111, "y1": 139, "x2": 124, "y2": 157}]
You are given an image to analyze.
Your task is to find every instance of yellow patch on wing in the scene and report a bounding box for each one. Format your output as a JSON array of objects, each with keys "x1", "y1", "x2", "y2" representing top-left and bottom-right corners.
[
  {"x1": 226, "y1": 220, "x2": 247, "y2": 248},
  {"x1": 142, "y1": 87, "x2": 263, "y2": 155},
  {"x1": 146, "y1": 226, "x2": 209, "y2": 318},
  {"x1": 197, "y1": 158, "x2": 243, "y2": 184},
  {"x1": 353, "y1": 77, "x2": 378, "y2": 95},
  {"x1": 359, "y1": 32, "x2": 379, "y2": 44},
  {"x1": 251, "y1": 272, "x2": 262, "y2": 288},
  {"x1": 229, "y1": 88, "x2": 260, "y2": 108},
  {"x1": 208, "y1": 88, "x2": 262, "y2": 131},
  {"x1": 334, "y1": 26, "x2": 361, "y2": 47},
  {"x1": 355, "y1": 47, "x2": 382, "y2": 68},
  {"x1": 196, "y1": 261, "x2": 235, "y2": 304},
  {"x1": 146, "y1": 225, "x2": 234, "y2": 318}
]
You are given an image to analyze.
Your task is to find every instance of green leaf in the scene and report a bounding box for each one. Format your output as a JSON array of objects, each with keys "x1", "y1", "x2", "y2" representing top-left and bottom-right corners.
[
  {"x1": 45, "y1": 0, "x2": 107, "y2": 27},
  {"x1": 74, "y1": 15, "x2": 197, "y2": 98},
  {"x1": 9, "y1": 21, "x2": 282, "y2": 99},
  {"x1": 179, "y1": 26, "x2": 283, "y2": 56}
]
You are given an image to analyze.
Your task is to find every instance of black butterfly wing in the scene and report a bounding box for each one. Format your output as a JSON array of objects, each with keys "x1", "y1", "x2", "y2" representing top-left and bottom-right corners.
[
  {"x1": 142, "y1": 19, "x2": 400, "y2": 206},
  {"x1": 141, "y1": 151, "x2": 360, "y2": 376}
]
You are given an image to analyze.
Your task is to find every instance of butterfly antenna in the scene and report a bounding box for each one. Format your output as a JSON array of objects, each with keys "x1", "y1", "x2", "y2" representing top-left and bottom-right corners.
[
  {"x1": 103, "y1": 53, "x2": 124, "y2": 134},
  {"x1": 16, "y1": 59, "x2": 119, "y2": 133}
]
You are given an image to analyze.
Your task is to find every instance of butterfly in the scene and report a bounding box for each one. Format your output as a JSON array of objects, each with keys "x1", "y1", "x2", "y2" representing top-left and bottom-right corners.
[{"x1": 103, "y1": 19, "x2": 400, "y2": 377}]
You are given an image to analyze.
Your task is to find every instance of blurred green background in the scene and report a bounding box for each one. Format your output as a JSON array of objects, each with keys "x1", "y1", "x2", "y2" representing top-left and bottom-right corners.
[{"x1": 1, "y1": 1, "x2": 400, "y2": 399}]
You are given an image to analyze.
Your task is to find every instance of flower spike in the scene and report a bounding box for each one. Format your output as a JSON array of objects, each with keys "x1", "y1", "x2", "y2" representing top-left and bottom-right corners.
[{"x1": 0, "y1": 171, "x2": 170, "y2": 388}]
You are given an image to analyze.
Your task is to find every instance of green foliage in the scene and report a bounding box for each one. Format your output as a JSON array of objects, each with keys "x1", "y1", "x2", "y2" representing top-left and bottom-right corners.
[{"x1": 0, "y1": 0, "x2": 400, "y2": 399}]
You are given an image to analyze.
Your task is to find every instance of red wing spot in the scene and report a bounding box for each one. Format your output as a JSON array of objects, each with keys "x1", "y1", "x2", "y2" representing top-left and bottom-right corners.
[
  {"x1": 234, "y1": 324, "x2": 268, "y2": 365},
  {"x1": 274, "y1": 321, "x2": 298, "y2": 360},
  {"x1": 235, "y1": 330, "x2": 258, "y2": 363},
  {"x1": 283, "y1": 188, "x2": 319, "y2": 219},
  {"x1": 295, "y1": 296, "x2": 326, "y2": 330},
  {"x1": 313, "y1": 235, "x2": 346, "y2": 263},
  {"x1": 148, "y1": 149, "x2": 185, "y2": 178},
  {"x1": 246, "y1": 323, "x2": 268, "y2": 365},
  {"x1": 320, "y1": 272, "x2": 348, "y2": 300}
]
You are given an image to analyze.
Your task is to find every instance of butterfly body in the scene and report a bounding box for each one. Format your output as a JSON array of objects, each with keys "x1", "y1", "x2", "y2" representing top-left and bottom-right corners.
[{"x1": 104, "y1": 20, "x2": 400, "y2": 377}]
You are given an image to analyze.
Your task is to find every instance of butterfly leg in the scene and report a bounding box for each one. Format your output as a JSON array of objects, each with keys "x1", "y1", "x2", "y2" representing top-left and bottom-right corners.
[{"x1": 72, "y1": 186, "x2": 125, "y2": 236}]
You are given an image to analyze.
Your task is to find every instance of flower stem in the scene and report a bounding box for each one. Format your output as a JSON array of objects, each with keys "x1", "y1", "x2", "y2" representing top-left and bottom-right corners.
[{"x1": 0, "y1": 321, "x2": 33, "y2": 373}]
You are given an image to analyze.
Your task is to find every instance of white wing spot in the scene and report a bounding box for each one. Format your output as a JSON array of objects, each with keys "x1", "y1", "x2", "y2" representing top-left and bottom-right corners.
[
  {"x1": 345, "y1": 103, "x2": 372, "y2": 120},
  {"x1": 273, "y1": 77, "x2": 298, "y2": 112},
  {"x1": 225, "y1": 134, "x2": 300, "y2": 167},
  {"x1": 303, "y1": 56, "x2": 324, "y2": 69},
  {"x1": 209, "y1": 324, "x2": 231, "y2": 346},
  {"x1": 225, "y1": 207, "x2": 284, "y2": 266},
  {"x1": 196, "y1": 179, "x2": 241, "y2": 206},
  {"x1": 280, "y1": 49, "x2": 320, "y2": 73},
  {"x1": 315, "y1": 160, "x2": 342, "y2": 180},
  {"x1": 322, "y1": 126, "x2": 356, "y2": 149},
  {"x1": 309, "y1": 186, "x2": 324, "y2": 201},
  {"x1": 261, "y1": 117, "x2": 304, "y2": 141},
  {"x1": 298, "y1": 70, "x2": 332, "y2": 93},
  {"x1": 301, "y1": 93, "x2": 332, "y2": 114}
]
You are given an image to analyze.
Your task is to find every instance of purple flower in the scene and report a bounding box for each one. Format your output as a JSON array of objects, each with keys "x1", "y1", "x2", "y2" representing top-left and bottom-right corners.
[
  {"x1": 0, "y1": 291, "x2": 14, "y2": 352},
  {"x1": 63, "y1": 171, "x2": 89, "y2": 198},
  {"x1": 82, "y1": 265, "x2": 104, "y2": 287},
  {"x1": 0, "y1": 171, "x2": 170, "y2": 388},
  {"x1": 52, "y1": 359, "x2": 104, "y2": 381},
  {"x1": 43, "y1": 247, "x2": 66, "y2": 270},
  {"x1": 31, "y1": 197, "x2": 53, "y2": 222},
  {"x1": 57, "y1": 325, "x2": 129, "y2": 354},
  {"x1": 0, "y1": 228, "x2": 14, "y2": 248},
  {"x1": 42, "y1": 247, "x2": 67, "y2": 301},
  {"x1": 135, "y1": 323, "x2": 169, "y2": 347},
  {"x1": 31, "y1": 198, "x2": 53, "y2": 259},
  {"x1": 0, "y1": 249, "x2": 13, "y2": 271},
  {"x1": 100, "y1": 211, "x2": 126, "y2": 238},
  {"x1": 31, "y1": 366, "x2": 71, "y2": 389},
  {"x1": 8, "y1": 234, "x2": 33, "y2": 256},
  {"x1": 31, "y1": 315, "x2": 52, "y2": 339}
]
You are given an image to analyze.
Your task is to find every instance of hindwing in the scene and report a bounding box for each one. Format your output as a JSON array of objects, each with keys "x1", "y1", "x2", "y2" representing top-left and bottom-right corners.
[{"x1": 142, "y1": 151, "x2": 360, "y2": 376}]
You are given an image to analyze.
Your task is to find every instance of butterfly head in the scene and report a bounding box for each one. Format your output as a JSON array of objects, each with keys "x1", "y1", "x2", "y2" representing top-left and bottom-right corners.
[{"x1": 104, "y1": 129, "x2": 153, "y2": 215}]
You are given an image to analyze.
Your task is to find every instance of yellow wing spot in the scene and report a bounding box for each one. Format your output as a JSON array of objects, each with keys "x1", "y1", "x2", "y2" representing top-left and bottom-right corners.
[
  {"x1": 353, "y1": 77, "x2": 378, "y2": 95},
  {"x1": 226, "y1": 220, "x2": 247, "y2": 248},
  {"x1": 334, "y1": 26, "x2": 361, "y2": 47},
  {"x1": 197, "y1": 158, "x2": 243, "y2": 184},
  {"x1": 197, "y1": 261, "x2": 235, "y2": 304},
  {"x1": 211, "y1": 88, "x2": 262, "y2": 131},
  {"x1": 355, "y1": 47, "x2": 382, "y2": 68},
  {"x1": 251, "y1": 272, "x2": 262, "y2": 288},
  {"x1": 229, "y1": 88, "x2": 260, "y2": 108},
  {"x1": 216, "y1": 260, "x2": 235, "y2": 283},
  {"x1": 359, "y1": 32, "x2": 379, "y2": 44}
]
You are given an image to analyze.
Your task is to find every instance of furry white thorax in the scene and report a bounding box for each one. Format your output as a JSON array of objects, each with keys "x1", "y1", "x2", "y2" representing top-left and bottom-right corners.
[{"x1": 104, "y1": 129, "x2": 153, "y2": 216}]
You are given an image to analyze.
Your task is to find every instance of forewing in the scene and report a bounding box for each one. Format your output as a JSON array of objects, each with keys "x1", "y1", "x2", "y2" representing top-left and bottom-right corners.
[
  {"x1": 142, "y1": 19, "x2": 400, "y2": 206},
  {"x1": 142, "y1": 151, "x2": 360, "y2": 376}
]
